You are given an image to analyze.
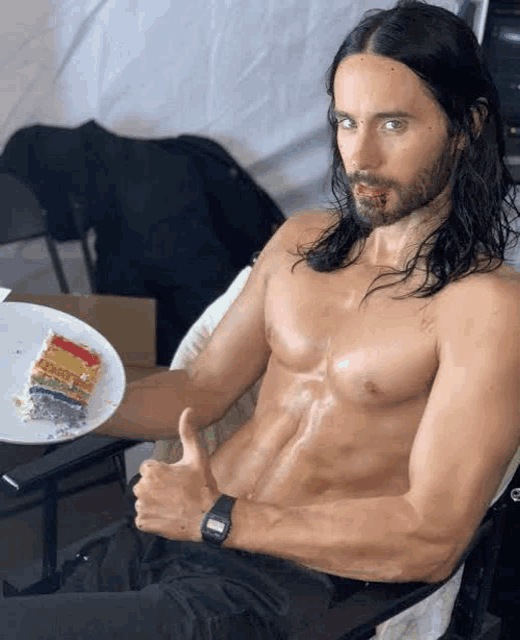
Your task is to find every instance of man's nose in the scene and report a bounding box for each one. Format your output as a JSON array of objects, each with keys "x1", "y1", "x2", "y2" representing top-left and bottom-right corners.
[{"x1": 344, "y1": 129, "x2": 383, "y2": 172}]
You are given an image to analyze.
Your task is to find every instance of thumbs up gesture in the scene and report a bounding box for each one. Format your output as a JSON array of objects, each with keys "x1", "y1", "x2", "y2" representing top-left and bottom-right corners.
[{"x1": 133, "y1": 408, "x2": 220, "y2": 540}]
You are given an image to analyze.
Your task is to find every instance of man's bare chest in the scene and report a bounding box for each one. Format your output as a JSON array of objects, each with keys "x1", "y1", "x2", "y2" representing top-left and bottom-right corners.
[{"x1": 264, "y1": 263, "x2": 439, "y2": 408}]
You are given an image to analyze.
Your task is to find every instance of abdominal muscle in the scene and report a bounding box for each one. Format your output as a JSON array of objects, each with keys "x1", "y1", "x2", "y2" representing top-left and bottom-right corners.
[{"x1": 209, "y1": 364, "x2": 428, "y2": 508}]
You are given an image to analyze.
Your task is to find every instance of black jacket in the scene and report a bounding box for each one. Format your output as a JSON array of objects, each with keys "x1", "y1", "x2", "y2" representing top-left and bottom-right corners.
[{"x1": 0, "y1": 120, "x2": 285, "y2": 364}]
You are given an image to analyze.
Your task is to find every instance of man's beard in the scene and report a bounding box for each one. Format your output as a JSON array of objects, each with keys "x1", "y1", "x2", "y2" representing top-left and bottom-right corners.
[{"x1": 345, "y1": 136, "x2": 457, "y2": 231}]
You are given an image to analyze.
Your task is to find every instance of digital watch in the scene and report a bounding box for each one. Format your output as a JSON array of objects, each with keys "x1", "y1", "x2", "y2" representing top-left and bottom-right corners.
[{"x1": 200, "y1": 494, "x2": 237, "y2": 546}]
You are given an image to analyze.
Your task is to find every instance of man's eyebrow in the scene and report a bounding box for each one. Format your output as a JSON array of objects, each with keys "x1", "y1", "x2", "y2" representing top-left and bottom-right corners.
[{"x1": 333, "y1": 109, "x2": 416, "y2": 121}]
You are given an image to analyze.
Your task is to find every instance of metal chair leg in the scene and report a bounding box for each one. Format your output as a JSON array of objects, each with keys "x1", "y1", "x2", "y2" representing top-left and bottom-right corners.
[
  {"x1": 112, "y1": 453, "x2": 127, "y2": 493},
  {"x1": 71, "y1": 197, "x2": 97, "y2": 293},
  {"x1": 79, "y1": 233, "x2": 97, "y2": 293},
  {"x1": 43, "y1": 234, "x2": 70, "y2": 294},
  {"x1": 42, "y1": 477, "x2": 58, "y2": 579}
]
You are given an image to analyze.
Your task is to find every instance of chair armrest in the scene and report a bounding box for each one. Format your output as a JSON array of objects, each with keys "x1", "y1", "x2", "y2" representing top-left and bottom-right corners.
[
  {"x1": 325, "y1": 579, "x2": 447, "y2": 640},
  {"x1": 0, "y1": 435, "x2": 147, "y2": 496}
]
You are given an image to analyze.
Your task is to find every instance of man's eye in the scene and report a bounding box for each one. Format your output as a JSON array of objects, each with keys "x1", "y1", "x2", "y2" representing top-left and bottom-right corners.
[
  {"x1": 385, "y1": 120, "x2": 404, "y2": 131},
  {"x1": 337, "y1": 119, "x2": 405, "y2": 132},
  {"x1": 338, "y1": 118, "x2": 355, "y2": 130}
]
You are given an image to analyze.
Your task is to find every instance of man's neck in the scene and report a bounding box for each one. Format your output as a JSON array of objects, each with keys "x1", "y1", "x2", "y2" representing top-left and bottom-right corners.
[{"x1": 357, "y1": 192, "x2": 450, "y2": 270}]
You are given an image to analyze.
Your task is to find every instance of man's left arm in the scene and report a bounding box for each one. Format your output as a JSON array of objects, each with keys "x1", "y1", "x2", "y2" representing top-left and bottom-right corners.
[{"x1": 135, "y1": 277, "x2": 520, "y2": 584}]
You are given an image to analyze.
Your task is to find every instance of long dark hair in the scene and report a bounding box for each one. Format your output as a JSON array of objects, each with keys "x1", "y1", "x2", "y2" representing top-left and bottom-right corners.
[{"x1": 292, "y1": 0, "x2": 520, "y2": 304}]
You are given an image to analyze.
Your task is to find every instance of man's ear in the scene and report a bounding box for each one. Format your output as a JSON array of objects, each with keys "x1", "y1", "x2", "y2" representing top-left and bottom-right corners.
[
  {"x1": 455, "y1": 98, "x2": 489, "y2": 151},
  {"x1": 471, "y1": 98, "x2": 488, "y2": 139}
]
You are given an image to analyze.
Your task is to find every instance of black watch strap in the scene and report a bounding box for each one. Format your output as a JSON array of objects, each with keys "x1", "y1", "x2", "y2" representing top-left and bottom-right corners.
[{"x1": 201, "y1": 494, "x2": 237, "y2": 546}]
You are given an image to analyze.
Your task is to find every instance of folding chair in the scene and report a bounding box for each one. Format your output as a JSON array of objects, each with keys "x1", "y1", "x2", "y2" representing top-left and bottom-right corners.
[{"x1": 0, "y1": 173, "x2": 71, "y2": 294}]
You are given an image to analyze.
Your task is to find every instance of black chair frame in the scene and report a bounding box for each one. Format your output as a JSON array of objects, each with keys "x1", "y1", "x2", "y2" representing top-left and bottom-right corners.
[
  {"x1": 0, "y1": 436, "x2": 144, "y2": 578},
  {"x1": 0, "y1": 173, "x2": 72, "y2": 294}
]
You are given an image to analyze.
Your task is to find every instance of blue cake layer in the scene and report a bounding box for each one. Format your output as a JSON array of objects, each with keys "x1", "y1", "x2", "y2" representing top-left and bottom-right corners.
[{"x1": 29, "y1": 386, "x2": 84, "y2": 409}]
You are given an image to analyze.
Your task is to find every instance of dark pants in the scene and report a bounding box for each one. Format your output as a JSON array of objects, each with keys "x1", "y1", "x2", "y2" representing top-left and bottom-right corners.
[{"x1": 0, "y1": 477, "x2": 368, "y2": 639}]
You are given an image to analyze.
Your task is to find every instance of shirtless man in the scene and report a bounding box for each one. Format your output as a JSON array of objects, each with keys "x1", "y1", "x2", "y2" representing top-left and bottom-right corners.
[
  {"x1": 108, "y1": 5, "x2": 520, "y2": 588},
  {"x1": 107, "y1": 1, "x2": 520, "y2": 580},
  {"x1": 3, "y1": 1, "x2": 520, "y2": 638}
]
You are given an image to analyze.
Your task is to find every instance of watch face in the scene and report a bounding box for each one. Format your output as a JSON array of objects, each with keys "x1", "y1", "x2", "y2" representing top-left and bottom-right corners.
[
  {"x1": 201, "y1": 494, "x2": 236, "y2": 545},
  {"x1": 206, "y1": 517, "x2": 226, "y2": 534}
]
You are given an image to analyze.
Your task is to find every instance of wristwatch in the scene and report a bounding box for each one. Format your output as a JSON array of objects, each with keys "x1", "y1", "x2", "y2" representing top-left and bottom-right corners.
[{"x1": 201, "y1": 494, "x2": 236, "y2": 546}]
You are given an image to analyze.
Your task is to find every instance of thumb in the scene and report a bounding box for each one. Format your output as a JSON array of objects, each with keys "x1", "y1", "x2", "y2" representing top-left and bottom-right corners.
[{"x1": 178, "y1": 407, "x2": 206, "y2": 468}]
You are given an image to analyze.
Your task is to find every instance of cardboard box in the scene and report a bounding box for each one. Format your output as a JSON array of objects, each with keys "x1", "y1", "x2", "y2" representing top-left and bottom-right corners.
[
  {"x1": 5, "y1": 292, "x2": 169, "y2": 381},
  {"x1": 124, "y1": 364, "x2": 169, "y2": 383}
]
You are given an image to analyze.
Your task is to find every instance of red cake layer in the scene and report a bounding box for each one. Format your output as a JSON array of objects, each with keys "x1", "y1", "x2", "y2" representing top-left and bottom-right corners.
[{"x1": 51, "y1": 335, "x2": 101, "y2": 367}]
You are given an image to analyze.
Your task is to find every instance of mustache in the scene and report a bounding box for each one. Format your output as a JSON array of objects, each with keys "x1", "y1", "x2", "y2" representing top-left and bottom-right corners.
[{"x1": 347, "y1": 173, "x2": 395, "y2": 190}]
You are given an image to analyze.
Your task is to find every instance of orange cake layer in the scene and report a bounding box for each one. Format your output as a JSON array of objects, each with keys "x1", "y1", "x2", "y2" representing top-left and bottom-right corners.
[{"x1": 31, "y1": 333, "x2": 102, "y2": 406}]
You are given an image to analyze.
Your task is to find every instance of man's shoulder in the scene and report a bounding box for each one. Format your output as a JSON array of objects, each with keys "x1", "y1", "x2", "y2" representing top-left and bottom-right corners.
[
  {"x1": 440, "y1": 264, "x2": 520, "y2": 304},
  {"x1": 271, "y1": 209, "x2": 335, "y2": 252},
  {"x1": 436, "y1": 264, "x2": 520, "y2": 346},
  {"x1": 288, "y1": 208, "x2": 336, "y2": 230}
]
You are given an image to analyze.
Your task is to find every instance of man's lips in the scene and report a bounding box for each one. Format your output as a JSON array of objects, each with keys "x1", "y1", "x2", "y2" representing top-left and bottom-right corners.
[{"x1": 355, "y1": 183, "x2": 386, "y2": 196}]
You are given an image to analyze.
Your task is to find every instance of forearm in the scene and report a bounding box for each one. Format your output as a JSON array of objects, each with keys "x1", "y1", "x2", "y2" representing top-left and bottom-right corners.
[
  {"x1": 225, "y1": 495, "x2": 450, "y2": 583},
  {"x1": 95, "y1": 369, "x2": 229, "y2": 440}
]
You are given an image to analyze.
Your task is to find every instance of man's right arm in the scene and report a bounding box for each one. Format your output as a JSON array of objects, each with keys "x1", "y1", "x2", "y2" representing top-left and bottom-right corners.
[{"x1": 95, "y1": 218, "x2": 291, "y2": 441}]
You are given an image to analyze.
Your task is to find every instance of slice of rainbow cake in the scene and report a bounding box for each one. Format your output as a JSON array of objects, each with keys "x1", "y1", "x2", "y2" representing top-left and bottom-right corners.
[{"x1": 16, "y1": 331, "x2": 102, "y2": 429}]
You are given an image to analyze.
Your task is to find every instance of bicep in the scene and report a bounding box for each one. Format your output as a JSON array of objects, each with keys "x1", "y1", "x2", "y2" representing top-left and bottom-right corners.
[
  {"x1": 188, "y1": 264, "x2": 270, "y2": 399},
  {"x1": 406, "y1": 283, "x2": 520, "y2": 564},
  {"x1": 184, "y1": 218, "x2": 296, "y2": 408}
]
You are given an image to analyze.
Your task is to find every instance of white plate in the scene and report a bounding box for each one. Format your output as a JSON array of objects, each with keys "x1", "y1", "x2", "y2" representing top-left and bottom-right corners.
[{"x1": 0, "y1": 302, "x2": 126, "y2": 444}]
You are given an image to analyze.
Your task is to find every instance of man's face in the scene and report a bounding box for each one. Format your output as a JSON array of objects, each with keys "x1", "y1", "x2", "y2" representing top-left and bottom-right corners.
[{"x1": 333, "y1": 53, "x2": 458, "y2": 229}]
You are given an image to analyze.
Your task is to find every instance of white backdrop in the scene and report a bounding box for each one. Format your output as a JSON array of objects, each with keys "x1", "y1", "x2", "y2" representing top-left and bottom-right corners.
[
  {"x1": 3, "y1": 5, "x2": 519, "y2": 637},
  {"x1": 4, "y1": 0, "x2": 520, "y2": 293},
  {"x1": 1, "y1": 0, "x2": 461, "y2": 216}
]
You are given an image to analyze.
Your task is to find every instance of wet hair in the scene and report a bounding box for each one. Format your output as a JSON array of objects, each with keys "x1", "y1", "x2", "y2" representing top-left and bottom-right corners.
[{"x1": 291, "y1": 0, "x2": 520, "y2": 304}]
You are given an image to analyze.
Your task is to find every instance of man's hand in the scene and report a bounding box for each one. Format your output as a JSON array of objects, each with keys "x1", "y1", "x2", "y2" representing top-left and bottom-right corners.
[{"x1": 133, "y1": 407, "x2": 220, "y2": 540}]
